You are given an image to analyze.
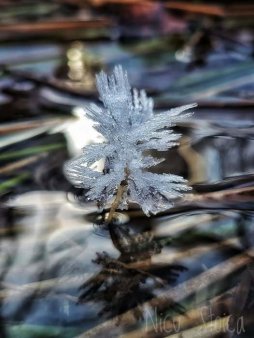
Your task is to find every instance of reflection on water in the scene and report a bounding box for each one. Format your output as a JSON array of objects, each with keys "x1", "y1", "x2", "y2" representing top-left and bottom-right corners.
[
  {"x1": 1, "y1": 193, "x2": 116, "y2": 334},
  {"x1": 0, "y1": 112, "x2": 254, "y2": 337}
]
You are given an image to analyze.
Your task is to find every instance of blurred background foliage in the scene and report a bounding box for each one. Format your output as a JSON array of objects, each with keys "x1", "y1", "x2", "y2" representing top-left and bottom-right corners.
[{"x1": 0, "y1": 1, "x2": 254, "y2": 338}]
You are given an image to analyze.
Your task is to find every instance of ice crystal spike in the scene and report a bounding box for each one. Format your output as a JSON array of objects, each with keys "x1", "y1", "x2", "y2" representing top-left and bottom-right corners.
[{"x1": 64, "y1": 65, "x2": 196, "y2": 215}]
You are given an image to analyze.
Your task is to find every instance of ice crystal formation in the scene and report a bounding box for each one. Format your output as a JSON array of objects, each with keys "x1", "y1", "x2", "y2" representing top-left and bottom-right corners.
[{"x1": 64, "y1": 65, "x2": 196, "y2": 215}]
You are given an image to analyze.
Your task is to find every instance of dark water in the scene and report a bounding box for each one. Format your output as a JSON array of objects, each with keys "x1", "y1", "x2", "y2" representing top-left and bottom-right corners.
[{"x1": 1, "y1": 41, "x2": 254, "y2": 338}]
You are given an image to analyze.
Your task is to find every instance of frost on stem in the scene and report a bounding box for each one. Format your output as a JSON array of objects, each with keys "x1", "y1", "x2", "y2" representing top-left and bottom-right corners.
[{"x1": 64, "y1": 65, "x2": 196, "y2": 216}]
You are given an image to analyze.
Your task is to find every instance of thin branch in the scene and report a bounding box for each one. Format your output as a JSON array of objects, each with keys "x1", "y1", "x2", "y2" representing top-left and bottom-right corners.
[{"x1": 106, "y1": 183, "x2": 127, "y2": 224}]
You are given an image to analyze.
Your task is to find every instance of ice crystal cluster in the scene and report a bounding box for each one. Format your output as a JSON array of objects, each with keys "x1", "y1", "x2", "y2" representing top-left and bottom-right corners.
[{"x1": 64, "y1": 65, "x2": 196, "y2": 215}]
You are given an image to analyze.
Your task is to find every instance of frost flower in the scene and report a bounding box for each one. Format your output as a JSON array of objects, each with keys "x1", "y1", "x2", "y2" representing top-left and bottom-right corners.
[{"x1": 64, "y1": 65, "x2": 196, "y2": 215}]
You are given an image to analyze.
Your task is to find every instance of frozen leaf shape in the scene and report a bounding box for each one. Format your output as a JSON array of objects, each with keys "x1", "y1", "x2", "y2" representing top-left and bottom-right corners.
[{"x1": 64, "y1": 65, "x2": 196, "y2": 215}]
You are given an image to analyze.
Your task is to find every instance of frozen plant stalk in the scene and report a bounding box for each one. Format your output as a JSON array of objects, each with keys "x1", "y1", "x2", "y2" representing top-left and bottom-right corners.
[{"x1": 64, "y1": 66, "x2": 196, "y2": 218}]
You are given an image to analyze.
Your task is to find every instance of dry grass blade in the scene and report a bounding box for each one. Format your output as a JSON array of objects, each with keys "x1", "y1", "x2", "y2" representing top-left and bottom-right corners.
[
  {"x1": 165, "y1": 310, "x2": 254, "y2": 338},
  {"x1": 165, "y1": 2, "x2": 254, "y2": 17},
  {"x1": 165, "y1": 2, "x2": 224, "y2": 16},
  {"x1": 0, "y1": 18, "x2": 113, "y2": 34},
  {"x1": 0, "y1": 274, "x2": 93, "y2": 301},
  {"x1": 0, "y1": 154, "x2": 46, "y2": 175},
  {"x1": 128, "y1": 237, "x2": 241, "y2": 271},
  {"x1": 165, "y1": 316, "x2": 230, "y2": 338},
  {"x1": 187, "y1": 185, "x2": 254, "y2": 202},
  {"x1": 0, "y1": 119, "x2": 67, "y2": 135},
  {"x1": 121, "y1": 288, "x2": 234, "y2": 338},
  {"x1": 88, "y1": 0, "x2": 149, "y2": 6}
]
